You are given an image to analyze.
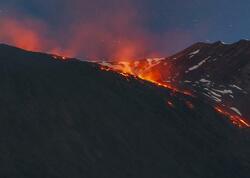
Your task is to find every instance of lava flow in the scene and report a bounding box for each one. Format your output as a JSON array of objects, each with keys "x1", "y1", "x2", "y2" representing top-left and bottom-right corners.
[
  {"x1": 215, "y1": 106, "x2": 250, "y2": 128},
  {"x1": 99, "y1": 62, "x2": 194, "y2": 97},
  {"x1": 48, "y1": 55, "x2": 250, "y2": 128},
  {"x1": 98, "y1": 60, "x2": 250, "y2": 128}
]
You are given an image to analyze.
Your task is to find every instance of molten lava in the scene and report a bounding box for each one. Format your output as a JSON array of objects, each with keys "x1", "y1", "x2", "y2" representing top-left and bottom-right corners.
[
  {"x1": 52, "y1": 55, "x2": 69, "y2": 61},
  {"x1": 99, "y1": 61, "x2": 194, "y2": 97},
  {"x1": 99, "y1": 60, "x2": 250, "y2": 128},
  {"x1": 215, "y1": 106, "x2": 250, "y2": 128}
]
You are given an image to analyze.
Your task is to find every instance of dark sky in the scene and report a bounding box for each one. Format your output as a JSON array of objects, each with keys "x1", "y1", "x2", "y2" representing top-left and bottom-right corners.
[{"x1": 0, "y1": 0, "x2": 250, "y2": 60}]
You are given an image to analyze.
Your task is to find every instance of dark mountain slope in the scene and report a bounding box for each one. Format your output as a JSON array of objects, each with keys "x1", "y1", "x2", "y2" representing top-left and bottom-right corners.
[
  {"x1": 0, "y1": 44, "x2": 249, "y2": 178},
  {"x1": 99, "y1": 40, "x2": 250, "y2": 120},
  {"x1": 166, "y1": 40, "x2": 250, "y2": 83},
  {"x1": 165, "y1": 40, "x2": 250, "y2": 118}
]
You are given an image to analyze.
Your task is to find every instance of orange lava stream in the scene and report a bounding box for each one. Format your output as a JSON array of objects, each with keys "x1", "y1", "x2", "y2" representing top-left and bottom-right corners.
[
  {"x1": 52, "y1": 55, "x2": 69, "y2": 61},
  {"x1": 48, "y1": 55, "x2": 250, "y2": 128},
  {"x1": 100, "y1": 65, "x2": 194, "y2": 97},
  {"x1": 215, "y1": 106, "x2": 250, "y2": 128},
  {"x1": 99, "y1": 64, "x2": 250, "y2": 128}
]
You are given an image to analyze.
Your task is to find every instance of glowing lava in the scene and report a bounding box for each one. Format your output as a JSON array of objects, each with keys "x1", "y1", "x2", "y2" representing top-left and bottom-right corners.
[
  {"x1": 215, "y1": 106, "x2": 250, "y2": 128},
  {"x1": 99, "y1": 62, "x2": 194, "y2": 97},
  {"x1": 99, "y1": 60, "x2": 250, "y2": 128},
  {"x1": 52, "y1": 55, "x2": 70, "y2": 61}
]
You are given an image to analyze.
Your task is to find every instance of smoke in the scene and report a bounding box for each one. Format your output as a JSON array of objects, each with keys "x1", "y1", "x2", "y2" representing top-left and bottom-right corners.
[
  {"x1": 0, "y1": 0, "x2": 194, "y2": 60},
  {"x1": 0, "y1": 16, "x2": 45, "y2": 51}
]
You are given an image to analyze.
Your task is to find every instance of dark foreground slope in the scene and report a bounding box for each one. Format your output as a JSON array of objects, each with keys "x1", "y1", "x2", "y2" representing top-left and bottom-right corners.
[{"x1": 0, "y1": 44, "x2": 249, "y2": 178}]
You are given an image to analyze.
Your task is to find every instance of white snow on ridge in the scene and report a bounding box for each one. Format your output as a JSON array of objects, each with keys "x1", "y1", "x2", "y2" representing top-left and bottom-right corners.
[
  {"x1": 189, "y1": 49, "x2": 200, "y2": 56},
  {"x1": 202, "y1": 87, "x2": 222, "y2": 103},
  {"x1": 230, "y1": 84, "x2": 243, "y2": 91},
  {"x1": 230, "y1": 107, "x2": 242, "y2": 116},
  {"x1": 187, "y1": 57, "x2": 210, "y2": 72},
  {"x1": 100, "y1": 61, "x2": 113, "y2": 68},
  {"x1": 206, "y1": 93, "x2": 222, "y2": 103},
  {"x1": 221, "y1": 41, "x2": 229, "y2": 45},
  {"x1": 209, "y1": 91, "x2": 222, "y2": 98},
  {"x1": 200, "y1": 78, "x2": 211, "y2": 83},
  {"x1": 212, "y1": 89, "x2": 233, "y2": 94}
]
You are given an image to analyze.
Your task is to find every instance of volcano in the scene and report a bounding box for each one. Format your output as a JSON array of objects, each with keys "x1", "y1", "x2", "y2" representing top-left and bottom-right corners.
[
  {"x1": 100, "y1": 40, "x2": 250, "y2": 123},
  {"x1": 0, "y1": 44, "x2": 249, "y2": 178}
]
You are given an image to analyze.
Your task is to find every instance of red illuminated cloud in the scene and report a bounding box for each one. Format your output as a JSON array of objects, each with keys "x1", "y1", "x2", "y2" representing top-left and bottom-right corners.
[
  {"x1": 0, "y1": 0, "x2": 195, "y2": 60},
  {"x1": 0, "y1": 17, "x2": 45, "y2": 51}
]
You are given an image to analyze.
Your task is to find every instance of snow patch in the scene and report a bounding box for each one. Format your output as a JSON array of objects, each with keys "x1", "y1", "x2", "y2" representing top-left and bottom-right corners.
[
  {"x1": 187, "y1": 57, "x2": 210, "y2": 71},
  {"x1": 100, "y1": 61, "x2": 113, "y2": 68},
  {"x1": 189, "y1": 49, "x2": 200, "y2": 56},
  {"x1": 230, "y1": 107, "x2": 242, "y2": 116},
  {"x1": 200, "y1": 79, "x2": 211, "y2": 83},
  {"x1": 212, "y1": 89, "x2": 233, "y2": 94},
  {"x1": 230, "y1": 84, "x2": 243, "y2": 91},
  {"x1": 207, "y1": 94, "x2": 222, "y2": 103},
  {"x1": 209, "y1": 91, "x2": 222, "y2": 98}
]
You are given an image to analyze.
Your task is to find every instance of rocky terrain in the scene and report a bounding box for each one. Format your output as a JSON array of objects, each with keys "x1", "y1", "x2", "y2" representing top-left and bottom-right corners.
[
  {"x1": 100, "y1": 40, "x2": 250, "y2": 120},
  {"x1": 0, "y1": 44, "x2": 249, "y2": 178}
]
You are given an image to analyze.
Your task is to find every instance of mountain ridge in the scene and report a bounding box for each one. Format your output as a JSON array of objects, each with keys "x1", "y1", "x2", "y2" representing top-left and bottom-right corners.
[
  {"x1": 0, "y1": 44, "x2": 249, "y2": 177},
  {"x1": 98, "y1": 40, "x2": 250, "y2": 120}
]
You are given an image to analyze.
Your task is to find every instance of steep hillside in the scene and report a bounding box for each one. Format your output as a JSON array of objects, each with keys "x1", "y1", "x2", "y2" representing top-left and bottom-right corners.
[
  {"x1": 99, "y1": 40, "x2": 250, "y2": 120},
  {"x1": 0, "y1": 44, "x2": 249, "y2": 178}
]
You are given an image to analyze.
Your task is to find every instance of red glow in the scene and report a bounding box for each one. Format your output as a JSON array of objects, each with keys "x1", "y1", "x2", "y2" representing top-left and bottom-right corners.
[
  {"x1": 99, "y1": 61, "x2": 194, "y2": 97},
  {"x1": 0, "y1": 9, "x2": 161, "y2": 60},
  {"x1": 185, "y1": 101, "x2": 195, "y2": 109},
  {"x1": 0, "y1": 17, "x2": 45, "y2": 51},
  {"x1": 215, "y1": 106, "x2": 250, "y2": 128},
  {"x1": 99, "y1": 62, "x2": 250, "y2": 129},
  {"x1": 0, "y1": 6, "x2": 194, "y2": 60},
  {"x1": 52, "y1": 55, "x2": 69, "y2": 61},
  {"x1": 1, "y1": 11, "x2": 249, "y2": 129}
]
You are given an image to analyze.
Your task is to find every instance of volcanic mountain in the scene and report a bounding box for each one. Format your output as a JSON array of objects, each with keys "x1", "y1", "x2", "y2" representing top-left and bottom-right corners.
[
  {"x1": 100, "y1": 40, "x2": 250, "y2": 121},
  {"x1": 0, "y1": 44, "x2": 249, "y2": 178}
]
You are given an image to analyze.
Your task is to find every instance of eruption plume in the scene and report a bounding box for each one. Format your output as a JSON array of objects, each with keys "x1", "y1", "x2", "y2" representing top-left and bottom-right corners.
[{"x1": 0, "y1": 0, "x2": 194, "y2": 60}]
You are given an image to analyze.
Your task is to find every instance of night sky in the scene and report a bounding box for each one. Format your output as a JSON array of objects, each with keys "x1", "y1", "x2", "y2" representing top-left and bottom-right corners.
[{"x1": 0, "y1": 0, "x2": 250, "y2": 60}]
